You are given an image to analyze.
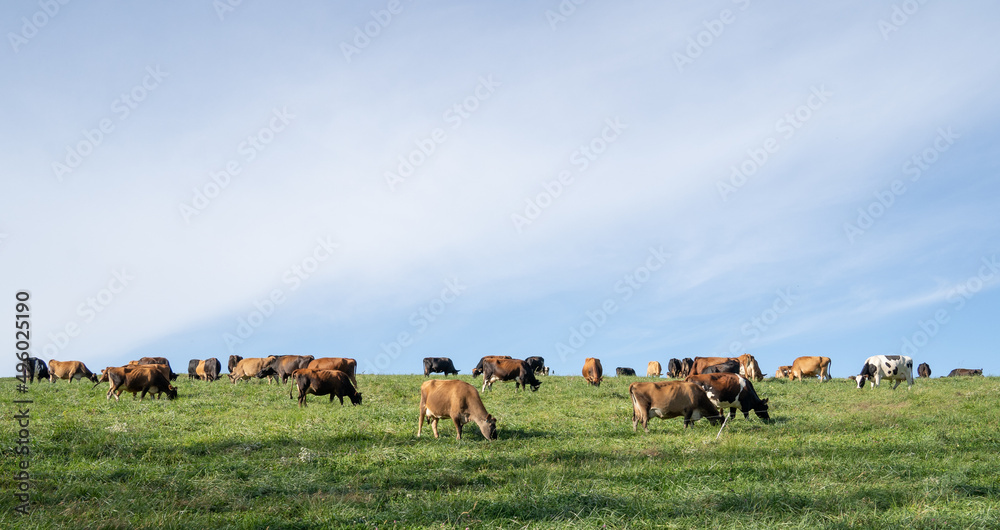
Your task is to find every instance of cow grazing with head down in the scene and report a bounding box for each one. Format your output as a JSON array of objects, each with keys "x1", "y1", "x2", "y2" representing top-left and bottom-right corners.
[
  {"x1": 472, "y1": 355, "x2": 512, "y2": 377},
  {"x1": 583, "y1": 358, "x2": 603, "y2": 387},
  {"x1": 686, "y1": 372, "x2": 770, "y2": 422},
  {"x1": 137, "y1": 357, "x2": 177, "y2": 380},
  {"x1": 257, "y1": 355, "x2": 315, "y2": 384},
  {"x1": 306, "y1": 357, "x2": 357, "y2": 387},
  {"x1": 289, "y1": 369, "x2": 361, "y2": 407},
  {"x1": 688, "y1": 357, "x2": 733, "y2": 377},
  {"x1": 664, "y1": 359, "x2": 680, "y2": 378},
  {"x1": 680, "y1": 358, "x2": 694, "y2": 378},
  {"x1": 24, "y1": 357, "x2": 49, "y2": 383},
  {"x1": 775, "y1": 366, "x2": 792, "y2": 379},
  {"x1": 423, "y1": 357, "x2": 460, "y2": 377},
  {"x1": 647, "y1": 361, "x2": 663, "y2": 377},
  {"x1": 524, "y1": 356, "x2": 545, "y2": 374},
  {"x1": 616, "y1": 367, "x2": 637, "y2": 377},
  {"x1": 737, "y1": 353, "x2": 764, "y2": 381},
  {"x1": 103, "y1": 365, "x2": 177, "y2": 401},
  {"x1": 917, "y1": 363, "x2": 931, "y2": 378},
  {"x1": 229, "y1": 357, "x2": 278, "y2": 384},
  {"x1": 702, "y1": 360, "x2": 740, "y2": 375},
  {"x1": 790, "y1": 356, "x2": 832, "y2": 382},
  {"x1": 629, "y1": 381, "x2": 721, "y2": 432},
  {"x1": 855, "y1": 355, "x2": 913, "y2": 390},
  {"x1": 481, "y1": 359, "x2": 541, "y2": 392},
  {"x1": 948, "y1": 368, "x2": 983, "y2": 377},
  {"x1": 418, "y1": 379, "x2": 497, "y2": 441},
  {"x1": 48, "y1": 360, "x2": 99, "y2": 384}
]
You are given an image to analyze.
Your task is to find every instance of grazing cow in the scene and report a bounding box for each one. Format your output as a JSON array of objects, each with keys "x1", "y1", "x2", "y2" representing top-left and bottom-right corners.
[
  {"x1": 665, "y1": 359, "x2": 680, "y2": 378},
  {"x1": 258, "y1": 355, "x2": 315, "y2": 383},
  {"x1": 790, "y1": 356, "x2": 832, "y2": 382},
  {"x1": 680, "y1": 358, "x2": 694, "y2": 378},
  {"x1": 647, "y1": 361, "x2": 663, "y2": 377},
  {"x1": 24, "y1": 357, "x2": 49, "y2": 383},
  {"x1": 688, "y1": 357, "x2": 733, "y2": 377},
  {"x1": 542, "y1": 366, "x2": 551, "y2": 376},
  {"x1": 855, "y1": 355, "x2": 914, "y2": 390},
  {"x1": 201, "y1": 358, "x2": 222, "y2": 382},
  {"x1": 228, "y1": 355, "x2": 243, "y2": 374},
  {"x1": 423, "y1": 357, "x2": 460, "y2": 377},
  {"x1": 686, "y1": 373, "x2": 770, "y2": 422},
  {"x1": 306, "y1": 357, "x2": 358, "y2": 387},
  {"x1": 629, "y1": 381, "x2": 721, "y2": 432},
  {"x1": 229, "y1": 356, "x2": 278, "y2": 384},
  {"x1": 616, "y1": 367, "x2": 637, "y2": 377},
  {"x1": 702, "y1": 360, "x2": 741, "y2": 375},
  {"x1": 187, "y1": 359, "x2": 200, "y2": 380},
  {"x1": 582, "y1": 358, "x2": 603, "y2": 387},
  {"x1": 917, "y1": 363, "x2": 931, "y2": 378},
  {"x1": 290, "y1": 369, "x2": 361, "y2": 407},
  {"x1": 947, "y1": 368, "x2": 983, "y2": 377},
  {"x1": 47, "y1": 360, "x2": 99, "y2": 384},
  {"x1": 103, "y1": 365, "x2": 177, "y2": 401},
  {"x1": 418, "y1": 379, "x2": 497, "y2": 441},
  {"x1": 775, "y1": 366, "x2": 792, "y2": 379},
  {"x1": 524, "y1": 356, "x2": 545, "y2": 374},
  {"x1": 737, "y1": 353, "x2": 764, "y2": 381},
  {"x1": 137, "y1": 357, "x2": 177, "y2": 380},
  {"x1": 472, "y1": 355, "x2": 512, "y2": 377},
  {"x1": 481, "y1": 359, "x2": 541, "y2": 392}
]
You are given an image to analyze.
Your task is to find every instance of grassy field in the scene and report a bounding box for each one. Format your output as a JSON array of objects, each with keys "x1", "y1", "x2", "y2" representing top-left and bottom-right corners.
[{"x1": 2, "y1": 372, "x2": 999, "y2": 529}]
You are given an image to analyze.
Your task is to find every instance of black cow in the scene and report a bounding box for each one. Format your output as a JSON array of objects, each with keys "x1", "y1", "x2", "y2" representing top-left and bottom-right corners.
[
  {"x1": 948, "y1": 368, "x2": 983, "y2": 377},
  {"x1": 702, "y1": 359, "x2": 741, "y2": 375},
  {"x1": 524, "y1": 356, "x2": 545, "y2": 374},
  {"x1": 24, "y1": 357, "x2": 49, "y2": 383},
  {"x1": 680, "y1": 358, "x2": 694, "y2": 378},
  {"x1": 666, "y1": 358, "x2": 682, "y2": 378},
  {"x1": 616, "y1": 367, "x2": 636, "y2": 376},
  {"x1": 917, "y1": 362, "x2": 931, "y2": 378},
  {"x1": 423, "y1": 357, "x2": 459, "y2": 377},
  {"x1": 187, "y1": 359, "x2": 200, "y2": 380}
]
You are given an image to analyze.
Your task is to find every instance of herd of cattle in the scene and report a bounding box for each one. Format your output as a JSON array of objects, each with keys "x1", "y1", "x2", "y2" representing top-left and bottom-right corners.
[{"x1": 21, "y1": 353, "x2": 986, "y2": 440}]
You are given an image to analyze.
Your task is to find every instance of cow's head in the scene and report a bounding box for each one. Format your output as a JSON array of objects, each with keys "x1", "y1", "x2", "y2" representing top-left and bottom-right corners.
[
  {"x1": 165, "y1": 385, "x2": 178, "y2": 400},
  {"x1": 472, "y1": 368, "x2": 483, "y2": 377},
  {"x1": 753, "y1": 398, "x2": 771, "y2": 423},
  {"x1": 854, "y1": 374, "x2": 868, "y2": 388},
  {"x1": 481, "y1": 414, "x2": 498, "y2": 440},
  {"x1": 529, "y1": 380, "x2": 541, "y2": 392},
  {"x1": 349, "y1": 392, "x2": 363, "y2": 406},
  {"x1": 87, "y1": 372, "x2": 100, "y2": 384}
]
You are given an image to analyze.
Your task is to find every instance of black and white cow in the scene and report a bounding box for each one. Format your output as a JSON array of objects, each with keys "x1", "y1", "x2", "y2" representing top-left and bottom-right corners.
[
  {"x1": 855, "y1": 355, "x2": 914, "y2": 390},
  {"x1": 686, "y1": 372, "x2": 770, "y2": 422},
  {"x1": 524, "y1": 356, "x2": 545, "y2": 374},
  {"x1": 25, "y1": 357, "x2": 49, "y2": 383}
]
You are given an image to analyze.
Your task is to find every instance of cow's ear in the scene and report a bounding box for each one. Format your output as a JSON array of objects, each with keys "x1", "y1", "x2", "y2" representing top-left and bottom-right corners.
[{"x1": 762, "y1": 398, "x2": 769, "y2": 404}]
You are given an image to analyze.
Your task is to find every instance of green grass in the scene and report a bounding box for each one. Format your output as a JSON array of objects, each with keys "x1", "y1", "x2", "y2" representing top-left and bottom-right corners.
[{"x1": 2, "y1": 374, "x2": 999, "y2": 528}]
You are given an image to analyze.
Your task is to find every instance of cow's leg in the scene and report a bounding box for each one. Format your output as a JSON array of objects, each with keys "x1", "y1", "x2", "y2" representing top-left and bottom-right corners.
[
  {"x1": 683, "y1": 411, "x2": 693, "y2": 429},
  {"x1": 891, "y1": 379, "x2": 901, "y2": 390},
  {"x1": 298, "y1": 390, "x2": 307, "y2": 407},
  {"x1": 140, "y1": 389, "x2": 148, "y2": 401},
  {"x1": 730, "y1": 407, "x2": 738, "y2": 420},
  {"x1": 453, "y1": 418, "x2": 464, "y2": 440},
  {"x1": 431, "y1": 417, "x2": 440, "y2": 438},
  {"x1": 417, "y1": 406, "x2": 426, "y2": 437}
]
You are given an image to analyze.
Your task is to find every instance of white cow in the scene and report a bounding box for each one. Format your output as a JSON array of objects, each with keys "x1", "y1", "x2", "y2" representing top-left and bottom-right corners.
[{"x1": 855, "y1": 355, "x2": 914, "y2": 390}]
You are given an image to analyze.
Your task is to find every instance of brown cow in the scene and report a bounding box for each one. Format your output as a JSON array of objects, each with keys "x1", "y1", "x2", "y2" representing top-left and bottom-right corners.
[
  {"x1": 790, "y1": 356, "x2": 832, "y2": 382},
  {"x1": 688, "y1": 357, "x2": 733, "y2": 377},
  {"x1": 647, "y1": 361, "x2": 662, "y2": 377},
  {"x1": 186, "y1": 358, "x2": 221, "y2": 382},
  {"x1": 47, "y1": 360, "x2": 99, "y2": 383},
  {"x1": 680, "y1": 358, "x2": 694, "y2": 378},
  {"x1": 103, "y1": 365, "x2": 177, "y2": 401},
  {"x1": 289, "y1": 369, "x2": 361, "y2": 407},
  {"x1": 258, "y1": 355, "x2": 315, "y2": 384},
  {"x1": 229, "y1": 356, "x2": 277, "y2": 384},
  {"x1": 737, "y1": 353, "x2": 763, "y2": 381},
  {"x1": 582, "y1": 358, "x2": 603, "y2": 387},
  {"x1": 471, "y1": 355, "x2": 513, "y2": 377},
  {"x1": 418, "y1": 379, "x2": 497, "y2": 440},
  {"x1": 629, "y1": 381, "x2": 721, "y2": 431},
  {"x1": 774, "y1": 366, "x2": 792, "y2": 379},
  {"x1": 480, "y1": 359, "x2": 541, "y2": 392},
  {"x1": 306, "y1": 357, "x2": 357, "y2": 387},
  {"x1": 947, "y1": 368, "x2": 983, "y2": 377}
]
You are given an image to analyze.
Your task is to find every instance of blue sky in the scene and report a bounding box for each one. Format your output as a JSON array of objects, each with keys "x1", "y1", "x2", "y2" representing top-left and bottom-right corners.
[{"x1": 3, "y1": 1, "x2": 999, "y2": 379}]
